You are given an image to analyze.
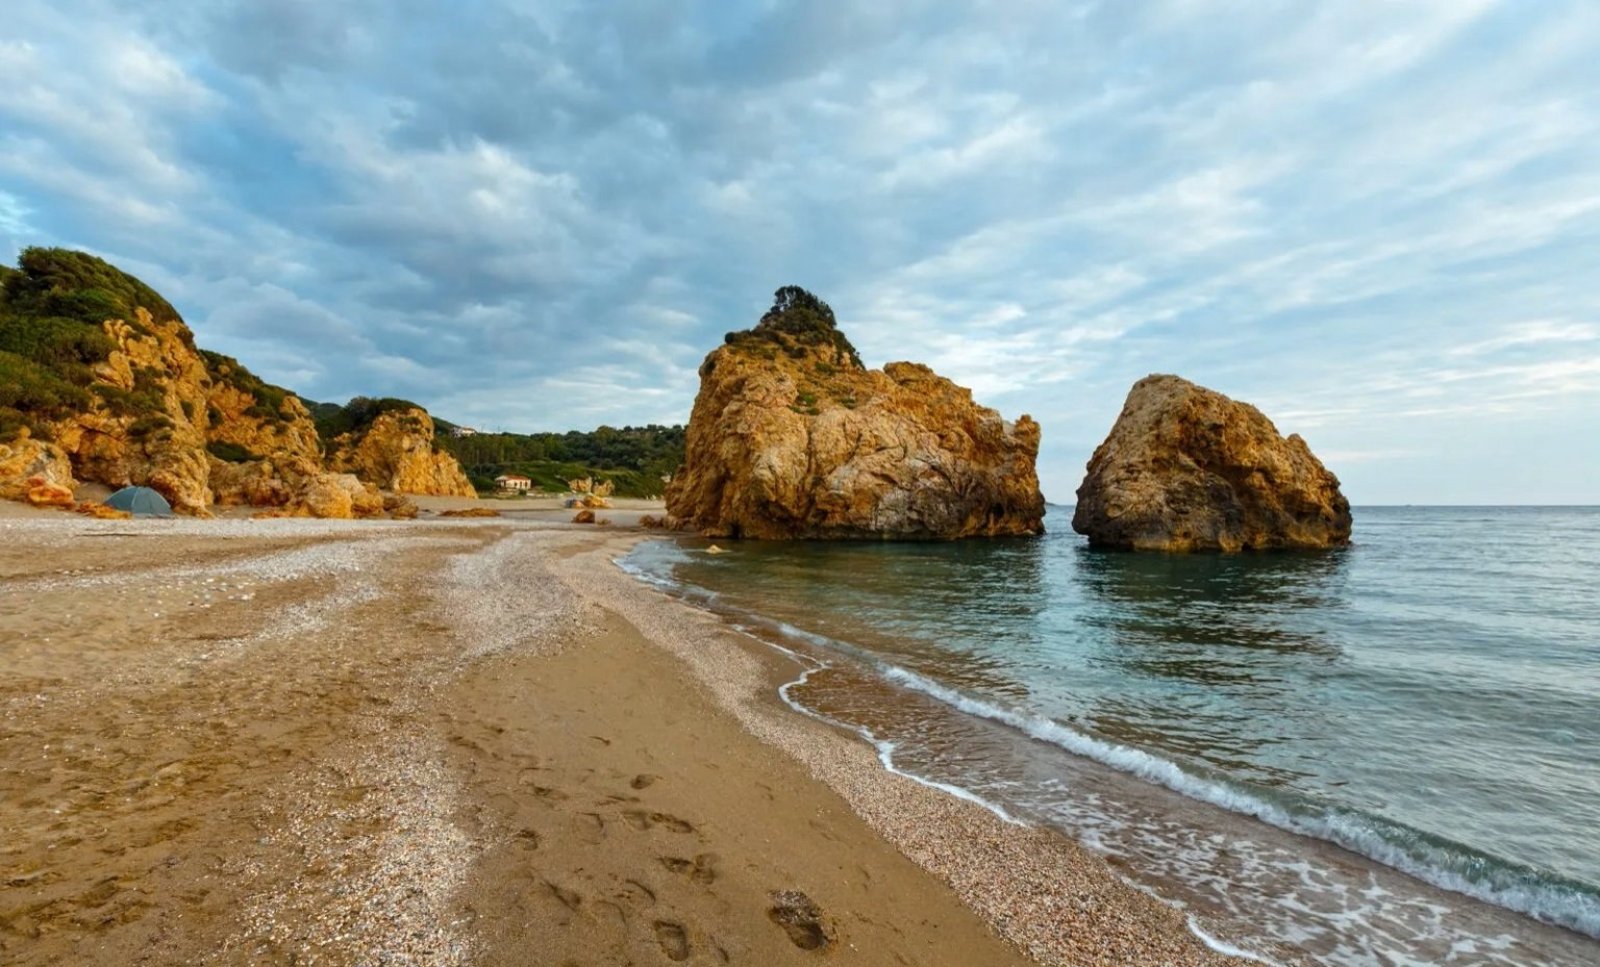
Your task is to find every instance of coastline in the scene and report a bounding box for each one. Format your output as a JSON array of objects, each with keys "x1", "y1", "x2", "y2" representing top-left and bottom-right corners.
[
  {"x1": 615, "y1": 523, "x2": 1600, "y2": 966},
  {"x1": 0, "y1": 512, "x2": 1244, "y2": 965}
]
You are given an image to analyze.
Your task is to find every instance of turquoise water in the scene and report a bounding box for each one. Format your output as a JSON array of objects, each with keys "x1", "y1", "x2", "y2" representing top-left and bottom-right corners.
[{"x1": 620, "y1": 506, "x2": 1600, "y2": 965}]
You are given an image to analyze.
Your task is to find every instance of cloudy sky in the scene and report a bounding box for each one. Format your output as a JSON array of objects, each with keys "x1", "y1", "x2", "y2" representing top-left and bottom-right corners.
[{"x1": 3, "y1": 1, "x2": 1597, "y2": 503}]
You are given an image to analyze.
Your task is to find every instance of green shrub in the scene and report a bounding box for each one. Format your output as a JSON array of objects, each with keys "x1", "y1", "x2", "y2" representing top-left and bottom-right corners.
[
  {"x1": 6, "y1": 247, "x2": 183, "y2": 341},
  {"x1": 0, "y1": 312, "x2": 116, "y2": 372},
  {"x1": 0, "y1": 350, "x2": 93, "y2": 435},
  {"x1": 128, "y1": 414, "x2": 173, "y2": 438},
  {"x1": 207, "y1": 440, "x2": 260, "y2": 463},
  {"x1": 723, "y1": 285, "x2": 862, "y2": 368}
]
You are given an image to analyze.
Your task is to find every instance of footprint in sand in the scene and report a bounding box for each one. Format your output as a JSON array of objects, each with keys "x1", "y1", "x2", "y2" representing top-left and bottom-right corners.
[
  {"x1": 574, "y1": 812, "x2": 606, "y2": 844},
  {"x1": 623, "y1": 810, "x2": 695, "y2": 834},
  {"x1": 653, "y1": 920, "x2": 691, "y2": 961},
  {"x1": 545, "y1": 880, "x2": 583, "y2": 912},
  {"x1": 620, "y1": 878, "x2": 656, "y2": 907},
  {"x1": 659, "y1": 853, "x2": 718, "y2": 886},
  {"x1": 513, "y1": 827, "x2": 541, "y2": 851},
  {"x1": 531, "y1": 785, "x2": 569, "y2": 804},
  {"x1": 768, "y1": 890, "x2": 834, "y2": 952}
]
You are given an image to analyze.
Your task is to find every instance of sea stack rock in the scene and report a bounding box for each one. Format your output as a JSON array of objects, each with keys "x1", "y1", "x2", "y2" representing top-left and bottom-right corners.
[
  {"x1": 1072, "y1": 374, "x2": 1351, "y2": 551},
  {"x1": 665, "y1": 286, "x2": 1045, "y2": 540}
]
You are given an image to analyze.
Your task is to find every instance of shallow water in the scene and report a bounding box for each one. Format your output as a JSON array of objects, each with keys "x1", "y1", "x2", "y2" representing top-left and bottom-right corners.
[{"x1": 620, "y1": 506, "x2": 1600, "y2": 965}]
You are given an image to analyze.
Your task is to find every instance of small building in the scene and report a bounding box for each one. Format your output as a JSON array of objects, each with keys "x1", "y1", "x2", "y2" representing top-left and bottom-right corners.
[
  {"x1": 495, "y1": 474, "x2": 532, "y2": 492},
  {"x1": 451, "y1": 425, "x2": 480, "y2": 438}
]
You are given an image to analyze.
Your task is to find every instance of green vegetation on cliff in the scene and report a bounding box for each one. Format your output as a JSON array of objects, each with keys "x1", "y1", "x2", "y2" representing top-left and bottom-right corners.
[
  {"x1": 199, "y1": 350, "x2": 298, "y2": 424},
  {"x1": 2, "y1": 247, "x2": 684, "y2": 500},
  {"x1": 723, "y1": 285, "x2": 862, "y2": 369},
  {"x1": 0, "y1": 247, "x2": 180, "y2": 441},
  {"x1": 437, "y1": 424, "x2": 686, "y2": 497}
]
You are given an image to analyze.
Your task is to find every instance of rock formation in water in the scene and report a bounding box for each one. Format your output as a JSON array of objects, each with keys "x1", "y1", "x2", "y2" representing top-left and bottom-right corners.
[
  {"x1": 1072, "y1": 374, "x2": 1351, "y2": 551},
  {"x1": 0, "y1": 247, "x2": 473, "y2": 516},
  {"x1": 327, "y1": 407, "x2": 475, "y2": 497},
  {"x1": 665, "y1": 286, "x2": 1045, "y2": 539}
]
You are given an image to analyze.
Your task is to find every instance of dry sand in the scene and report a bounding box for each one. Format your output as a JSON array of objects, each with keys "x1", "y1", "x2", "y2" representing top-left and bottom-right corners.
[{"x1": 0, "y1": 510, "x2": 1259, "y2": 965}]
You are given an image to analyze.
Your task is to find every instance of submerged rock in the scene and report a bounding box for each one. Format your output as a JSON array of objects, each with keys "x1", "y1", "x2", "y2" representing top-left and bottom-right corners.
[
  {"x1": 665, "y1": 286, "x2": 1045, "y2": 540},
  {"x1": 1072, "y1": 374, "x2": 1351, "y2": 551}
]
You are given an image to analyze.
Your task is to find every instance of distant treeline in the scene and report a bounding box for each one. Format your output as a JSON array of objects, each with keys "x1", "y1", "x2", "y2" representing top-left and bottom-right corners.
[{"x1": 434, "y1": 422, "x2": 686, "y2": 498}]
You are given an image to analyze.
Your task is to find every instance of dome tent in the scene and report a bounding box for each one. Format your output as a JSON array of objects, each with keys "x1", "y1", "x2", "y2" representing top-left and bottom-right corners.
[{"x1": 104, "y1": 486, "x2": 173, "y2": 517}]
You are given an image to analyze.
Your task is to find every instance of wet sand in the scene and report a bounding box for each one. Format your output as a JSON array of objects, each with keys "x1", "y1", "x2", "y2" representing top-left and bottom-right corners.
[{"x1": 0, "y1": 512, "x2": 1248, "y2": 965}]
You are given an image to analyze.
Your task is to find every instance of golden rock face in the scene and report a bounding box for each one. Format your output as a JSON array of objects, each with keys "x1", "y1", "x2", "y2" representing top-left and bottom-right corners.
[
  {"x1": 665, "y1": 329, "x2": 1046, "y2": 540},
  {"x1": 327, "y1": 408, "x2": 476, "y2": 498},
  {"x1": 1072, "y1": 374, "x2": 1352, "y2": 552},
  {"x1": 46, "y1": 309, "x2": 219, "y2": 514}
]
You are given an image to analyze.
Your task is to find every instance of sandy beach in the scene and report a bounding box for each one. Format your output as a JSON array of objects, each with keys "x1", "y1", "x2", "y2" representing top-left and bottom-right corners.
[{"x1": 0, "y1": 509, "x2": 1256, "y2": 966}]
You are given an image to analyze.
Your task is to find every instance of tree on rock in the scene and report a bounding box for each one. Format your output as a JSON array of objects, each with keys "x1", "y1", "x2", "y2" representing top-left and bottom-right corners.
[{"x1": 728, "y1": 285, "x2": 863, "y2": 369}]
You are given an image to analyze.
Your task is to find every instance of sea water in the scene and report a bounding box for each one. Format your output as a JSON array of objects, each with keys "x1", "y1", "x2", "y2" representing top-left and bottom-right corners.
[{"x1": 619, "y1": 506, "x2": 1600, "y2": 965}]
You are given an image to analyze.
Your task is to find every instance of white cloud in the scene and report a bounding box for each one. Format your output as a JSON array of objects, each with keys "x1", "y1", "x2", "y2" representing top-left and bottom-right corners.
[{"x1": 2, "y1": 0, "x2": 1598, "y2": 502}]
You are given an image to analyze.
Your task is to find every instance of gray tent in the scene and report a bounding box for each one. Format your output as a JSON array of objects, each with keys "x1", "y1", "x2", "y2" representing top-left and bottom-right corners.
[{"x1": 105, "y1": 486, "x2": 173, "y2": 517}]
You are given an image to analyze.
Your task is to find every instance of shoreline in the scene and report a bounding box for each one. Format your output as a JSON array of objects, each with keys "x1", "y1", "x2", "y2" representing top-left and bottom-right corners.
[
  {"x1": 566, "y1": 533, "x2": 1259, "y2": 966},
  {"x1": 0, "y1": 512, "x2": 1238, "y2": 965},
  {"x1": 611, "y1": 531, "x2": 1600, "y2": 966}
]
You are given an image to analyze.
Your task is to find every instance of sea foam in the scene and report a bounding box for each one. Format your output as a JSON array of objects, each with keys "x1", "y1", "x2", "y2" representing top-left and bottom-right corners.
[{"x1": 880, "y1": 665, "x2": 1600, "y2": 940}]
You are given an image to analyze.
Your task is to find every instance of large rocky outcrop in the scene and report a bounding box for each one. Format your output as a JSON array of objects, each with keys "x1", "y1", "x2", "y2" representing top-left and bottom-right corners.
[
  {"x1": 665, "y1": 287, "x2": 1044, "y2": 539},
  {"x1": 0, "y1": 247, "x2": 472, "y2": 517},
  {"x1": 1072, "y1": 375, "x2": 1351, "y2": 551},
  {"x1": 327, "y1": 408, "x2": 475, "y2": 497},
  {"x1": 43, "y1": 309, "x2": 218, "y2": 513}
]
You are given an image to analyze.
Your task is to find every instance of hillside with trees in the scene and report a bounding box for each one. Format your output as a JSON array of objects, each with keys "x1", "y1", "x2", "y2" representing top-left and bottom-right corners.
[{"x1": 434, "y1": 423, "x2": 685, "y2": 497}]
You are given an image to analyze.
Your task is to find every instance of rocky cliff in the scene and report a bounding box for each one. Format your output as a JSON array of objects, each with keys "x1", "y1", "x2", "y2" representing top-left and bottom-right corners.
[
  {"x1": 1072, "y1": 374, "x2": 1351, "y2": 551},
  {"x1": 0, "y1": 248, "x2": 472, "y2": 516},
  {"x1": 665, "y1": 286, "x2": 1045, "y2": 539},
  {"x1": 327, "y1": 407, "x2": 475, "y2": 497}
]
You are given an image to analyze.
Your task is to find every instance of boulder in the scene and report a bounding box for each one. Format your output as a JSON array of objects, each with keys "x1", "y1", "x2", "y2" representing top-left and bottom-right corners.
[
  {"x1": 382, "y1": 494, "x2": 419, "y2": 520},
  {"x1": 665, "y1": 287, "x2": 1045, "y2": 539},
  {"x1": 24, "y1": 476, "x2": 76, "y2": 508},
  {"x1": 0, "y1": 433, "x2": 76, "y2": 503},
  {"x1": 209, "y1": 456, "x2": 300, "y2": 508},
  {"x1": 75, "y1": 502, "x2": 132, "y2": 520},
  {"x1": 1072, "y1": 375, "x2": 1351, "y2": 551},
  {"x1": 285, "y1": 472, "x2": 387, "y2": 520}
]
